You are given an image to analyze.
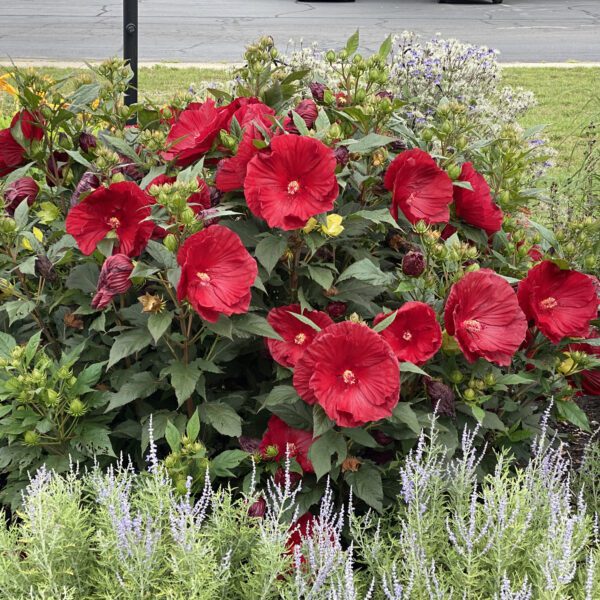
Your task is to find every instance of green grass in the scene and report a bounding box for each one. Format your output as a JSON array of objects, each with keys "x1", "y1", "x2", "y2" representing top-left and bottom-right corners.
[{"x1": 2, "y1": 65, "x2": 599, "y2": 181}]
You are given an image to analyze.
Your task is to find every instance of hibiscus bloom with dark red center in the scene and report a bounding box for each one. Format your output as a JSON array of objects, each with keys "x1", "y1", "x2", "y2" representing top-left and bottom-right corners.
[
  {"x1": 384, "y1": 148, "x2": 453, "y2": 225},
  {"x1": 162, "y1": 99, "x2": 223, "y2": 167},
  {"x1": 259, "y1": 415, "x2": 315, "y2": 473},
  {"x1": 444, "y1": 269, "x2": 527, "y2": 366},
  {"x1": 453, "y1": 162, "x2": 503, "y2": 235},
  {"x1": 293, "y1": 321, "x2": 400, "y2": 428},
  {"x1": 244, "y1": 134, "x2": 338, "y2": 230},
  {"x1": 518, "y1": 261, "x2": 598, "y2": 344},
  {"x1": 65, "y1": 181, "x2": 154, "y2": 257},
  {"x1": 266, "y1": 304, "x2": 334, "y2": 368},
  {"x1": 176, "y1": 224, "x2": 257, "y2": 322},
  {"x1": 374, "y1": 301, "x2": 442, "y2": 366},
  {"x1": 568, "y1": 330, "x2": 600, "y2": 396}
]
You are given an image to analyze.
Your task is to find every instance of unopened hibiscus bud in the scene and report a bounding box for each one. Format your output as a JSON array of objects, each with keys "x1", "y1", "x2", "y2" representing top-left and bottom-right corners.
[
  {"x1": 78, "y1": 131, "x2": 97, "y2": 152},
  {"x1": 220, "y1": 132, "x2": 237, "y2": 150},
  {"x1": 333, "y1": 145, "x2": 349, "y2": 165},
  {"x1": 558, "y1": 356, "x2": 576, "y2": 376},
  {"x1": 23, "y1": 431, "x2": 39, "y2": 446},
  {"x1": 238, "y1": 436, "x2": 261, "y2": 453},
  {"x1": 180, "y1": 206, "x2": 196, "y2": 226},
  {"x1": 35, "y1": 255, "x2": 57, "y2": 282},
  {"x1": 348, "y1": 312, "x2": 362, "y2": 323},
  {"x1": 402, "y1": 251, "x2": 426, "y2": 277},
  {"x1": 209, "y1": 186, "x2": 222, "y2": 207},
  {"x1": 309, "y1": 82, "x2": 327, "y2": 102},
  {"x1": 447, "y1": 164, "x2": 462, "y2": 180},
  {"x1": 584, "y1": 255, "x2": 597, "y2": 270},
  {"x1": 442, "y1": 330, "x2": 461, "y2": 355},
  {"x1": 426, "y1": 378, "x2": 455, "y2": 417},
  {"x1": 465, "y1": 262, "x2": 480, "y2": 273},
  {"x1": 326, "y1": 301, "x2": 347, "y2": 319},
  {"x1": 293, "y1": 99, "x2": 318, "y2": 130},
  {"x1": 45, "y1": 389, "x2": 60, "y2": 406},
  {"x1": 326, "y1": 50, "x2": 336, "y2": 63},
  {"x1": 3, "y1": 177, "x2": 39, "y2": 215},
  {"x1": 484, "y1": 373, "x2": 496, "y2": 387},
  {"x1": 70, "y1": 171, "x2": 100, "y2": 206},
  {"x1": 248, "y1": 497, "x2": 267, "y2": 518},
  {"x1": 91, "y1": 254, "x2": 134, "y2": 309},
  {"x1": 163, "y1": 233, "x2": 178, "y2": 252},
  {"x1": 372, "y1": 148, "x2": 388, "y2": 167},
  {"x1": 413, "y1": 220, "x2": 429, "y2": 235},
  {"x1": 371, "y1": 430, "x2": 394, "y2": 446},
  {"x1": 449, "y1": 370, "x2": 464, "y2": 384},
  {"x1": 263, "y1": 444, "x2": 279, "y2": 459},
  {"x1": 0, "y1": 217, "x2": 16, "y2": 234},
  {"x1": 463, "y1": 388, "x2": 477, "y2": 402},
  {"x1": 303, "y1": 218, "x2": 318, "y2": 234},
  {"x1": 46, "y1": 151, "x2": 69, "y2": 186},
  {"x1": 68, "y1": 398, "x2": 87, "y2": 417}
]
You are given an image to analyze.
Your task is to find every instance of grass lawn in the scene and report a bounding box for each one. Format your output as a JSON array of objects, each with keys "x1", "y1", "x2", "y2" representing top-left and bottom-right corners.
[{"x1": 1, "y1": 64, "x2": 599, "y2": 181}]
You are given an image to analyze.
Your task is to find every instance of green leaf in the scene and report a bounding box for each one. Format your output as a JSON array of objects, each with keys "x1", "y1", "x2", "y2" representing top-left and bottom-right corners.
[
  {"x1": 345, "y1": 30, "x2": 360, "y2": 55},
  {"x1": 392, "y1": 403, "x2": 421, "y2": 435},
  {"x1": 13, "y1": 198, "x2": 30, "y2": 229},
  {"x1": 470, "y1": 404, "x2": 485, "y2": 424},
  {"x1": 345, "y1": 465, "x2": 383, "y2": 511},
  {"x1": 165, "y1": 420, "x2": 182, "y2": 452},
  {"x1": 69, "y1": 82, "x2": 101, "y2": 109},
  {"x1": 373, "y1": 310, "x2": 396, "y2": 333},
  {"x1": 186, "y1": 409, "x2": 201, "y2": 441},
  {"x1": 3, "y1": 300, "x2": 35, "y2": 325},
  {"x1": 378, "y1": 35, "x2": 392, "y2": 59},
  {"x1": 104, "y1": 372, "x2": 157, "y2": 412},
  {"x1": 496, "y1": 374, "x2": 536, "y2": 385},
  {"x1": 352, "y1": 209, "x2": 399, "y2": 229},
  {"x1": 482, "y1": 411, "x2": 506, "y2": 431},
  {"x1": 307, "y1": 265, "x2": 335, "y2": 290},
  {"x1": 269, "y1": 401, "x2": 313, "y2": 430},
  {"x1": 76, "y1": 424, "x2": 116, "y2": 457},
  {"x1": 0, "y1": 333, "x2": 16, "y2": 359},
  {"x1": 308, "y1": 431, "x2": 347, "y2": 480},
  {"x1": 341, "y1": 427, "x2": 379, "y2": 448},
  {"x1": 66, "y1": 263, "x2": 100, "y2": 294},
  {"x1": 342, "y1": 133, "x2": 398, "y2": 154},
  {"x1": 145, "y1": 240, "x2": 177, "y2": 269},
  {"x1": 99, "y1": 133, "x2": 139, "y2": 163},
  {"x1": 556, "y1": 400, "x2": 591, "y2": 432},
  {"x1": 163, "y1": 360, "x2": 202, "y2": 407},
  {"x1": 289, "y1": 311, "x2": 322, "y2": 332},
  {"x1": 400, "y1": 362, "x2": 428, "y2": 377},
  {"x1": 107, "y1": 329, "x2": 153, "y2": 369},
  {"x1": 291, "y1": 111, "x2": 310, "y2": 136},
  {"x1": 210, "y1": 449, "x2": 247, "y2": 477},
  {"x1": 313, "y1": 405, "x2": 335, "y2": 437},
  {"x1": 148, "y1": 312, "x2": 172, "y2": 343},
  {"x1": 205, "y1": 315, "x2": 233, "y2": 339},
  {"x1": 338, "y1": 258, "x2": 394, "y2": 287},
  {"x1": 201, "y1": 402, "x2": 242, "y2": 437},
  {"x1": 24, "y1": 332, "x2": 41, "y2": 364},
  {"x1": 314, "y1": 108, "x2": 330, "y2": 133},
  {"x1": 234, "y1": 313, "x2": 283, "y2": 341},
  {"x1": 255, "y1": 235, "x2": 288, "y2": 275},
  {"x1": 262, "y1": 385, "x2": 300, "y2": 408},
  {"x1": 72, "y1": 362, "x2": 105, "y2": 395}
]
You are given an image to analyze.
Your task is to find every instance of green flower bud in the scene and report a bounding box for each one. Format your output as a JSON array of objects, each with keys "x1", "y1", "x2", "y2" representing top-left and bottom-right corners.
[
  {"x1": 164, "y1": 454, "x2": 178, "y2": 469},
  {"x1": 584, "y1": 255, "x2": 596, "y2": 270},
  {"x1": 175, "y1": 478, "x2": 189, "y2": 495},
  {"x1": 414, "y1": 220, "x2": 429, "y2": 235},
  {"x1": 449, "y1": 370, "x2": 464, "y2": 384},
  {"x1": 465, "y1": 263, "x2": 480, "y2": 273},
  {"x1": 484, "y1": 373, "x2": 496, "y2": 387},
  {"x1": 326, "y1": 50, "x2": 336, "y2": 63},
  {"x1": 163, "y1": 233, "x2": 178, "y2": 252},
  {"x1": 68, "y1": 398, "x2": 87, "y2": 417},
  {"x1": 57, "y1": 366, "x2": 72, "y2": 380},
  {"x1": 23, "y1": 431, "x2": 40, "y2": 446},
  {"x1": 264, "y1": 444, "x2": 279, "y2": 459},
  {"x1": 45, "y1": 389, "x2": 60, "y2": 406},
  {"x1": 421, "y1": 129, "x2": 434, "y2": 142},
  {"x1": 463, "y1": 388, "x2": 477, "y2": 402},
  {"x1": 180, "y1": 207, "x2": 196, "y2": 226},
  {"x1": 447, "y1": 164, "x2": 462, "y2": 180}
]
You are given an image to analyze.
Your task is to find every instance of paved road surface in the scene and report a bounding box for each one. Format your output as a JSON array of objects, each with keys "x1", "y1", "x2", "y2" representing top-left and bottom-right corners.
[{"x1": 0, "y1": 0, "x2": 599, "y2": 64}]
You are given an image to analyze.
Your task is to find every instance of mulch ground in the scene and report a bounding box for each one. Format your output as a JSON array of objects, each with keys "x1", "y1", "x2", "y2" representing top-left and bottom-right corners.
[{"x1": 559, "y1": 395, "x2": 600, "y2": 468}]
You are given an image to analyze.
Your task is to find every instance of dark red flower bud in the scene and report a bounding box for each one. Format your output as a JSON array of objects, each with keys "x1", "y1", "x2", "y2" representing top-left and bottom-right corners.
[
  {"x1": 78, "y1": 131, "x2": 97, "y2": 153},
  {"x1": 385, "y1": 231, "x2": 419, "y2": 254},
  {"x1": 209, "y1": 185, "x2": 222, "y2": 208},
  {"x1": 238, "y1": 436, "x2": 261, "y2": 453},
  {"x1": 91, "y1": 254, "x2": 133, "y2": 309},
  {"x1": 285, "y1": 99, "x2": 319, "y2": 134},
  {"x1": 371, "y1": 429, "x2": 394, "y2": 446},
  {"x1": 333, "y1": 146, "x2": 350, "y2": 166},
  {"x1": 46, "y1": 151, "x2": 69, "y2": 187},
  {"x1": 390, "y1": 139, "x2": 408, "y2": 153},
  {"x1": 274, "y1": 468, "x2": 302, "y2": 489},
  {"x1": 326, "y1": 301, "x2": 347, "y2": 319},
  {"x1": 114, "y1": 154, "x2": 143, "y2": 182},
  {"x1": 309, "y1": 82, "x2": 327, "y2": 102},
  {"x1": 425, "y1": 378, "x2": 455, "y2": 417},
  {"x1": 3, "y1": 177, "x2": 39, "y2": 214},
  {"x1": 376, "y1": 91, "x2": 394, "y2": 101},
  {"x1": 402, "y1": 251, "x2": 426, "y2": 277},
  {"x1": 71, "y1": 172, "x2": 100, "y2": 206},
  {"x1": 248, "y1": 497, "x2": 267, "y2": 518},
  {"x1": 35, "y1": 255, "x2": 57, "y2": 282}
]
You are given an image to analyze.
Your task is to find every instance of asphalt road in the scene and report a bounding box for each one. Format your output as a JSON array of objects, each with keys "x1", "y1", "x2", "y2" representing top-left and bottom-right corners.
[{"x1": 0, "y1": 0, "x2": 599, "y2": 64}]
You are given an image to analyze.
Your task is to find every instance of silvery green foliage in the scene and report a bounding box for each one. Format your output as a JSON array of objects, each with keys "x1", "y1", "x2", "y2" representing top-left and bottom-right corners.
[{"x1": 1, "y1": 417, "x2": 598, "y2": 599}]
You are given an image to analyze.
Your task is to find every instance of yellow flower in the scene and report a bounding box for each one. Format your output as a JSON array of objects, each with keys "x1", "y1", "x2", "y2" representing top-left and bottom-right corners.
[
  {"x1": 21, "y1": 227, "x2": 44, "y2": 251},
  {"x1": 0, "y1": 74, "x2": 17, "y2": 96},
  {"x1": 558, "y1": 354, "x2": 576, "y2": 376},
  {"x1": 303, "y1": 217, "x2": 318, "y2": 234},
  {"x1": 321, "y1": 214, "x2": 344, "y2": 237}
]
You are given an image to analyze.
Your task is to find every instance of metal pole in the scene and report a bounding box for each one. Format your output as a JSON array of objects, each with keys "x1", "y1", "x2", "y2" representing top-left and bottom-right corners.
[{"x1": 123, "y1": 0, "x2": 138, "y2": 109}]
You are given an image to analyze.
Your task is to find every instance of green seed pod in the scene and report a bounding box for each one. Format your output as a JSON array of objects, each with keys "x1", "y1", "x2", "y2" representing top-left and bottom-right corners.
[{"x1": 163, "y1": 233, "x2": 178, "y2": 253}]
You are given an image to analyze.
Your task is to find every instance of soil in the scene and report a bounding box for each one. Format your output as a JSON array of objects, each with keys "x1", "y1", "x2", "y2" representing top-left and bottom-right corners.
[{"x1": 558, "y1": 395, "x2": 600, "y2": 468}]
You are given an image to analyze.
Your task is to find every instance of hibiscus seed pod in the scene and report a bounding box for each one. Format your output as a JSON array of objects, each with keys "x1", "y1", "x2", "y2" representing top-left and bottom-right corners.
[
  {"x1": 326, "y1": 301, "x2": 347, "y2": 319},
  {"x1": 402, "y1": 251, "x2": 426, "y2": 277},
  {"x1": 334, "y1": 145, "x2": 350, "y2": 166},
  {"x1": 248, "y1": 497, "x2": 266, "y2": 518},
  {"x1": 35, "y1": 255, "x2": 57, "y2": 282},
  {"x1": 3, "y1": 177, "x2": 39, "y2": 215},
  {"x1": 309, "y1": 82, "x2": 327, "y2": 102},
  {"x1": 78, "y1": 131, "x2": 97, "y2": 153},
  {"x1": 426, "y1": 378, "x2": 456, "y2": 417}
]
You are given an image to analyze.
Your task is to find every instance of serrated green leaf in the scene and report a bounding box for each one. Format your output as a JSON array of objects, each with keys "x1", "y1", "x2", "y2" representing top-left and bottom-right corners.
[
  {"x1": 338, "y1": 258, "x2": 394, "y2": 287},
  {"x1": 392, "y1": 403, "x2": 421, "y2": 434},
  {"x1": 107, "y1": 329, "x2": 153, "y2": 369},
  {"x1": 342, "y1": 133, "x2": 398, "y2": 154},
  {"x1": 163, "y1": 360, "x2": 201, "y2": 407},
  {"x1": 306, "y1": 265, "x2": 335, "y2": 290},
  {"x1": 201, "y1": 402, "x2": 242, "y2": 437},
  {"x1": 148, "y1": 312, "x2": 172, "y2": 343},
  {"x1": 378, "y1": 35, "x2": 392, "y2": 59},
  {"x1": 255, "y1": 236, "x2": 288, "y2": 275},
  {"x1": 341, "y1": 427, "x2": 379, "y2": 448},
  {"x1": 104, "y1": 372, "x2": 158, "y2": 412},
  {"x1": 345, "y1": 464, "x2": 383, "y2": 511},
  {"x1": 210, "y1": 449, "x2": 248, "y2": 477},
  {"x1": 186, "y1": 409, "x2": 201, "y2": 441},
  {"x1": 496, "y1": 374, "x2": 536, "y2": 385},
  {"x1": 308, "y1": 430, "x2": 347, "y2": 480},
  {"x1": 345, "y1": 30, "x2": 360, "y2": 55},
  {"x1": 556, "y1": 400, "x2": 590, "y2": 432},
  {"x1": 0, "y1": 332, "x2": 16, "y2": 359},
  {"x1": 165, "y1": 420, "x2": 182, "y2": 452},
  {"x1": 262, "y1": 385, "x2": 300, "y2": 408},
  {"x1": 234, "y1": 313, "x2": 283, "y2": 340},
  {"x1": 313, "y1": 405, "x2": 335, "y2": 437},
  {"x1": 145, "y1": 239, "x2": 177, "y2": 269},
  {"x1": 352, "y1": 208, "x2": 399, "y2": 228},
  {"x1": 400, "y1": 361, "x2": 428, "y2": 377}
]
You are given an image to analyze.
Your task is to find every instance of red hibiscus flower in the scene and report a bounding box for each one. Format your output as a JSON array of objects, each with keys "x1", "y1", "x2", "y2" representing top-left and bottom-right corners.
[
  {"x1": 176, "y1": 224, "x2": 257, "y2": 322},
  {"x1": 11, "y1": 110, "x2": 44, "y2": 143},
  {"x1": 374, "y1": 301, "x2": 442, "y2": 366},
  {"x1": 215, "y1": 103, "x2": 275, "y2": 192},
  {"x1": 224, "y1": 97, "x2": 273, "y2": 131},
  {"x1": 259, "y1": 415, "x2": 315, "y2": 473},
  {"x1": 266, "y1": 304, "x2": 334, "y2": 368},
  {"x1": 162, "y1": 99, "x2": 223, "y2": 167},
  {"x1": 287, "y1": 513, "x2": 315, "y2": 554},
  {"x1": 384, "y1": 148, "x2": 453, "y2": 225},
  {"x1": 293, "y1": 321, "x2": 400, "y2": 428},
  {"x1": 91, "y1": 254, "x2": 133, "y2": 309},
  {"x1": 453, "y1": 162, "x2": 503, "y2": 235},
  {"x1": 568, "y1": 330, "x2": 600, "y2": 396},
  {"x1": 445, "y1": 269, "x2": 527, "y2": 366},
  {"x1": 65, "y1": 181, "x2": 154, "y2": 257},
  {"x1": 244, "y1": 134, "x2": 338, "y2": 230},
  {"x1": 517, "y1": 261, "x2": 598, "y2": 344},
  {"x1": 0, "y1": 128, "x2": 26, "y2": 177}
]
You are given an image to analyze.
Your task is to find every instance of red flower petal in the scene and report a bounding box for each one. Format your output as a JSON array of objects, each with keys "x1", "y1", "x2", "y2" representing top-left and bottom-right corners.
[
  {"x1": 384, "y1": 148, "x2": 453, "y2": 225},
  {"x1": 445, "y1": 269, "x2": 527, "y2": 366},
  {"x1": 244, "y1": 135, "x2": 338, "y2": 230},
  {"x1": 259, "y1": 415, "x2": 315, "y2": 473},
  {"x1": 374, "y1": 302, "x2": 442, "y2": 366}
]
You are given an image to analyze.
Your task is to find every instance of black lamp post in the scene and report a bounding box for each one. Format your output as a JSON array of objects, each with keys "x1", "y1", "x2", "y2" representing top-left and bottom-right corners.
[{"x1": 123, "y1": 0, "x2": 138, "y2": 108}]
